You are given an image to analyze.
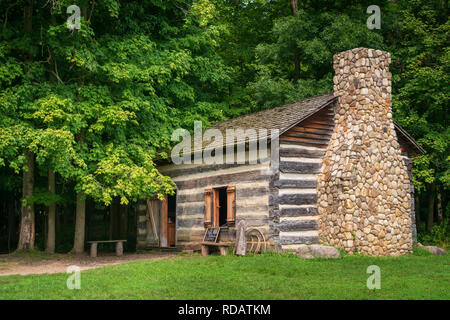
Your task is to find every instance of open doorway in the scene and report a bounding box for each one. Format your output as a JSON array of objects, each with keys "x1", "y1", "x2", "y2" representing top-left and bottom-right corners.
[
  {"x1": 213, "y1": 187, "x2": 228, "y2": 227},
  {"x1": 167, "y1": 193, "x2": 176, "y2": 247},
  {"x1": 160, "y1": 192, "x2": 177, "y2": 248}
]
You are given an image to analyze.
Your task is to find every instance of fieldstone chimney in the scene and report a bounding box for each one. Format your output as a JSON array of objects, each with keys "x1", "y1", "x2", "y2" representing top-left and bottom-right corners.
[{"x1": 317, "y1": 48, "x2": 413, "y2": 256}]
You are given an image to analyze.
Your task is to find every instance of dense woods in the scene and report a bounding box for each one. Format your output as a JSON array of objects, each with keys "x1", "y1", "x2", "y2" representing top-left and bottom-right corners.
[{"x1": 0, "y1": 0, "x2": 448, "y2": 253}]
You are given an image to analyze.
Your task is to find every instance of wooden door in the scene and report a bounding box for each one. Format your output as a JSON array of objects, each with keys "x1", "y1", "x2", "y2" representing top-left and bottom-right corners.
[
  {"x1": 160, "y1": 195, "x2": 168, "y2": 247},
  {"x1": 145, "y1": 199, "x2": 160, "y2": 247},
  {"x1": 168, "y1": 222, "x2": 176, "y2": 247}
]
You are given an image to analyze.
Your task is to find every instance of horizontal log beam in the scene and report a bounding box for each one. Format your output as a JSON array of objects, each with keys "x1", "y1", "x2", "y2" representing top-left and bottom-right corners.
[
  {"x1": 272, "y1": 193, "x2": 317, "y2": 205},
  {"x1": 176, "y1": 202, "x2": 204, "y2": 215},
  {"x1": 176, "y1": 170, "x2": 269, "y2": 190},
  {"x1": 278, "y1": 236, "x2": 319, "y2": 245},
  {"x1": 308, "y1": 120, "x2": 334, "y2": 126},
  {"x1": 177, "y1": 193, "x2": 204, "y2": 203},
  {"x1": 283, "y1": 133, "x2": 331, "y2": 142},
  {"x1": 279, "y1": 148, "x2": 325, "y2": 158},
  {"x1": 273, "y1": 179, "x2": 317, "y2": 188},
  {"x1": 236, "y1": 204, "x2": 268, "y2": 213},
  {"x1": 293, "y1": 122, "x2": 332, "y2": 130},
  {"x1": 177, "y1": 218, "x2": 204, "y2": 228},
  {"x1": 274, "y1": 220, "x2": 318, "y2": 232},
  {"x1": 279, "y1": 161, "x2": 322, "y2": 174},
  {"x1": 279, "y1": 138, "x2": 328, "y2": 148},
  {"x1": 289, "y1": 127, "x2": 333, "y2": 135},
  {"x1": 236, "y1": 187, "x2": 268, "y2": 198},
  {"x1": 280, "y1": 207, "x2": 318, "y2": 217},
  {"x1": 162, "y1": 162, "x2": 266, "y2": 178}
]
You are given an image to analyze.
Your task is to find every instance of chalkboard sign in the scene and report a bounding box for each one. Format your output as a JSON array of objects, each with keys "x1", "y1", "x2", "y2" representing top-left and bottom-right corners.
[{"x1": 203, "y1": 227, "x2": 220, "y2": 243}]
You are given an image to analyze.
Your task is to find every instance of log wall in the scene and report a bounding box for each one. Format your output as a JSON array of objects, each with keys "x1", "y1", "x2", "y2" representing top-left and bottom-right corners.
[
  {"x1": 270, "y1": 103, "x2": 335, "y2": 251},
  {"x1": 158, "y1": 150, "x2": 272, "y2": 250}
]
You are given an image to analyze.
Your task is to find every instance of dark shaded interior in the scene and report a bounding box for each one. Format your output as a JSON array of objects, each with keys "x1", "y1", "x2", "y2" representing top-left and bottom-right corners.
[
  {"x1": 168, "y1": 193, "x2": 176, "y2": 223},
  {"x1": 218, "y1": 187, "x2": 227, "y2": 226}
]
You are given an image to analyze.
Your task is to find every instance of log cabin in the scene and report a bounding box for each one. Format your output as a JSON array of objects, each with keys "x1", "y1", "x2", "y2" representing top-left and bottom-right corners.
[{"x1": 136, "y1": 47, "x2": 425, "y2": 256}]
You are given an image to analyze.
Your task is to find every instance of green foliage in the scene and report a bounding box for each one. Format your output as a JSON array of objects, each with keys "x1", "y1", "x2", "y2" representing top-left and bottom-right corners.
[
  {"x1": 24, "y1": 187, "x2": 64, "y2": 207},
  {"x1": 216, "y1": 2, "x2": 385, "y2": 112},
  {"x1": 0, "y1": 0, "x2": 232, "y2": 206},
  {"x1": 0, "y1": 253, "x2": 449, "y2": 299},
  {"x1": 389, "y1": 0, "x2": 449, "y2": 192},
  {"x1": 418, "y1": 218, "x2": 450, "y2": 249},
  {"x1": 0, "y1": 0, "x2": 447, "y2": 249}
]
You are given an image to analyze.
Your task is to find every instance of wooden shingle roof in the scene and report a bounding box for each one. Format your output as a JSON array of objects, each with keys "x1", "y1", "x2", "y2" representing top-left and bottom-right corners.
[
  {"x1": 211, "y1": 93, "x2": 336, "y2": 134},
  {"x1": 196, "y1": 93, "x2": 337, "y2": 152},
  {"x1": 191, "y1": 92, "x2": 424, "y2": 155}
]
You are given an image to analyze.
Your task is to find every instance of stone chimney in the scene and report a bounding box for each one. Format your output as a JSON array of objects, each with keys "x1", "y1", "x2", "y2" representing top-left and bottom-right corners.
[{"x1": 317, "y1": 48, "x2": 413, "y2": 256}]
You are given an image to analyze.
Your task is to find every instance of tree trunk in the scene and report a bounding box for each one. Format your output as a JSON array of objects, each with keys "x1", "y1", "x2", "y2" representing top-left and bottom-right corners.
[
  {"x1": 427, "y1": 185, "x2": 435, "y2": 231},
  {"x1": 17, "y1": 152, "x2": 35, "y2": 250},
  {"x1": 415, "y1": 194, "x2": 421, "y2": 225},
  {"x1": 120, "y1": 204, "x2": 128, "y2": 239},
  {"x1": 56, "y1": 205, "x2": 60, "y2": 248},
  {"x1": 17, "y1": 0, "x2": 35, "y2": 252},
  {"x1": 109, "y1": 198, "x2": 120, "y2": 239},
  {"x1": 109, "y1": 201, "x2": 114, "y2": 240},
  {"x1": 24, "y1": 0, "x2": 33, "y2": 62},
  {"x1": 290, "y1": 0, "x2": 298, "y2": 14},
  {"x1": 45, "y1": 169, "x2": 56, "y2": 253},
  {"x1": 103, "y1": 210, "x2": 108, "y2": 239},
  {"x1": 290, "y1": 0, "x2": 300, "y2": 82},
  {"x1": 7, "y1": 200, "x2": 15, "y2": 253},
  {"x1": 72, "y1": 192, "x2": 86, "y2": 254},
  {"x1": 24, "y1": 1, "x2": 33, "y2": 30},
  {"x1": 436, "y1": 187, "x2": 443, "y2": 224},
  {"x1": 293, "y1": 53, "x2": 301, "y2": 83}
]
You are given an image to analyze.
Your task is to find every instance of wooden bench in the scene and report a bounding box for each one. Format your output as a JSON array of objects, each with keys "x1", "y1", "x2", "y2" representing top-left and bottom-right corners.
[
  {"x1": 201, "y1": 242, "x2": 232, "y2": 256},
  {"x1": 87, "y1": 240, "x2": 127, "y2": 258}
]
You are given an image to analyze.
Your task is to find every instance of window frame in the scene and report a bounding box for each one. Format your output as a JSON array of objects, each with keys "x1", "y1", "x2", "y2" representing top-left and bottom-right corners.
[{"x1": 204, "y1": 186, "x2": 236, "y2": 228}]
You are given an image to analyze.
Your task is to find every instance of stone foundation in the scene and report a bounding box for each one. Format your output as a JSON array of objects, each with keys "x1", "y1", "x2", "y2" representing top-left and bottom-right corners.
[{"x1": 317, "y1": 48, "x2": 413, "y2": 256}]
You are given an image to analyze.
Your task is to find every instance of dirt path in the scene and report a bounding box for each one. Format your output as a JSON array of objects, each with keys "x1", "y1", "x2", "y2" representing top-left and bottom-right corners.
[{"x1": 0, "y1": 252, "x2": 177, "y2": 276}]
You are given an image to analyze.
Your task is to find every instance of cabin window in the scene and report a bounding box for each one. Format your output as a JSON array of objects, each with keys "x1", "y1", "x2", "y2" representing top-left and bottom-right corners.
[
  {"x1": 204, "y1": 186, "x2": 236, "y2": 227},
  {"x1": 215, "y1": 187, "x2": 228, "y2": 227}
]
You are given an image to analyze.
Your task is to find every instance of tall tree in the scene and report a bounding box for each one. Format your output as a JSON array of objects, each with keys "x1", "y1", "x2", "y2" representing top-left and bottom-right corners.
[
  {"x1": 17, "y1": 0, "x2": 35, "y2": 251},
  {"x1": 290, "y1": 0, "x2": 301, "y2": 83},
  {"x1": 18, "y1": 151, "x2": 34, "y2": 250},
  {"x1": 45, "y1": 169, "x2": 56, "y2": 253},
  {"x1": 428, "y1": 185, "x2": 435, "y2": 231},
  {"x1": 2, "y1": 0, "x2": 233, "y2": 252},
  {"x1": 72, "y1": 192, "x2": 85, "y2": 254}
]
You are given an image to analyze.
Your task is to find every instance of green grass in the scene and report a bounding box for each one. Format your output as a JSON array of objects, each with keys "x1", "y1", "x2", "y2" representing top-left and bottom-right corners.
[{"x1": 0, "y1": 249, "x2": 448, "y2": 300}]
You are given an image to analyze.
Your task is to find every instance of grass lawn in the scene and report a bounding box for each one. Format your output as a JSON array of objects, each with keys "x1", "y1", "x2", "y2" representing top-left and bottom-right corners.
[{"x1": 0, "y1": 248, "x2": 448, "y2": 300}]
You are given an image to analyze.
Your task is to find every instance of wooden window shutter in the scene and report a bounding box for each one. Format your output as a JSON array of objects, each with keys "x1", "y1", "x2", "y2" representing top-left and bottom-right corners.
[
  {"x1": 213, "y1": 189, "x2": 220, "y2": 227},
  {"x1": 204, "y1": 189, "x2": 212, "y2": 227},
  {"x1": 226, "y1": 186, "x2": 236, "y2": 226}
]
